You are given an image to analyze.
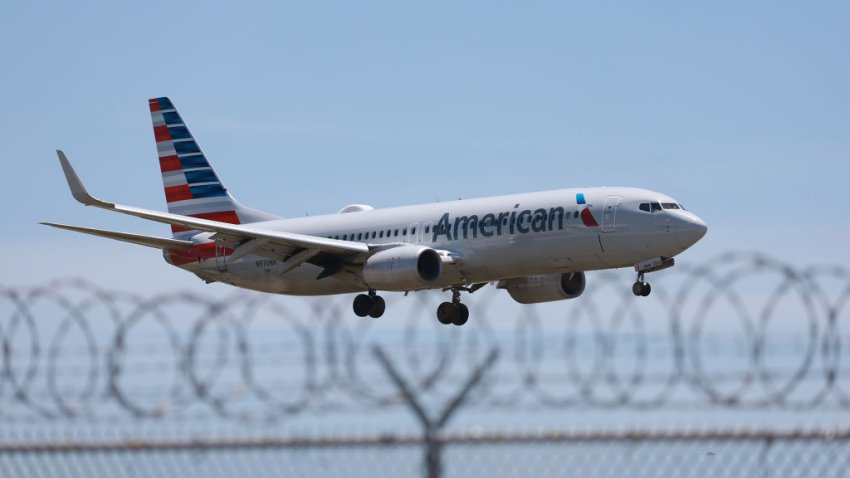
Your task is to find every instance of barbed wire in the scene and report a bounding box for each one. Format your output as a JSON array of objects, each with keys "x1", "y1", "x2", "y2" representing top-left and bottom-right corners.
[{"x1": 1, "y1": 252, "x2": 849, "y2": 423}]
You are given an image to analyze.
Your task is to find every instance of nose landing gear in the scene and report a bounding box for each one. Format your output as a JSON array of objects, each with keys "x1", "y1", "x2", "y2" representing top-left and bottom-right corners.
[
  {"x1": 353, "y1": 290, "x2": 386, "y2": 318},
  {"x1": 632, "y1": 273, "x2": 651, "y2": 297},
  {"x1": 632, "y1": 256, "x2": 674, "y2": 297}
]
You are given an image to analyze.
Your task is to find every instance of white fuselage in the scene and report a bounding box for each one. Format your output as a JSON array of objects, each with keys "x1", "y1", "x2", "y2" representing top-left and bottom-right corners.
[{"x1": 173, "y1": 186, "x2": 707, "y2": 295}]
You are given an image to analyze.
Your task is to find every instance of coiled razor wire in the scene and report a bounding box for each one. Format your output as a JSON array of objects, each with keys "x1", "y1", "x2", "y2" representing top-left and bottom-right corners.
[{"x1": 1, "y1": 252, "x2": 849, "y2": 423}]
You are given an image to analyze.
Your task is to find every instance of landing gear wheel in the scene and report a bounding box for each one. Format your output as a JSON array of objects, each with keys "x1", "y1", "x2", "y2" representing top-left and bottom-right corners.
[
  {"x1": 437, "y1": 302, "x2": 454, "y2": 325},
  {"x1": 436, "y1": 286, "x2": 476, "y2": 326},
  {"x1": 353, "y1": 294, "x2": 372, "y2": 317},
  {"x1": 368, "y1": 296, "x2": 386, "y2": 318},
  {"x1": 632, "y1": 282, "x2": 651, "y2": 297},
  {"x1": 452, "y1": 303, "x2": 469, "y2": 326}
]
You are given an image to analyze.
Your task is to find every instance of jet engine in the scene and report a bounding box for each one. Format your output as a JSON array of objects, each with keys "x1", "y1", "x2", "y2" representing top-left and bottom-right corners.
[
  {"x1": 362, "y1": 245, "x2": 442, "y2": 291},
  {"x1": 498, "y1": 272, "x2": 586, "y2": 304}
]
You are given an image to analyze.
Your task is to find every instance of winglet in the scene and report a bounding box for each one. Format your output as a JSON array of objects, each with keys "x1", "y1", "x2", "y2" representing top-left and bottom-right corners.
[{"x1": 56, "y1": 150, "x2": 113, "y2": 207}]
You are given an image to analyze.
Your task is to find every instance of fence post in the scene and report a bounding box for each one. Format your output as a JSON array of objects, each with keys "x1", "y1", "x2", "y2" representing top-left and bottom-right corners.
[
  {"x1": 760, "y1": 435, "x2": 773, "y2": 478},
  {"x1": 372, "y1": 346, "x2": 499, "y2": 478}
]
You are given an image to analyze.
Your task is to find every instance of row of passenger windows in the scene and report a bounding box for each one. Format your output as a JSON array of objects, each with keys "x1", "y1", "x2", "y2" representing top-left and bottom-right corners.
[
  {"x1": 639, "y1": 202, "x2": 684, "y2": 213},
  {"x1": 324, "y1": 210, "x2": 585, "y2": 242},
  {"x1": 327, "y1": 226, "x2": 416, "y2": 242}
]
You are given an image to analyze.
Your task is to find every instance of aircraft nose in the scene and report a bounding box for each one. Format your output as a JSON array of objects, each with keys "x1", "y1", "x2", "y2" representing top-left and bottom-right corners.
[{"x1": 681, "y1": 213, "x2": 708, "y2": 244}]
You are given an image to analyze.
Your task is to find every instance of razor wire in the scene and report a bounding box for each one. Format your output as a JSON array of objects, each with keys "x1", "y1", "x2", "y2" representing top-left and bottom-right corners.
[{"x1": 1, "y1": 252, "x2": 849, "y2": 423}]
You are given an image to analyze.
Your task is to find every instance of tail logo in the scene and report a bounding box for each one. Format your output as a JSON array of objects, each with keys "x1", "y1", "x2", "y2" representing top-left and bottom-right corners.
[{"x1": 149, "y1": 97, "x2": 241, "y2": 237}]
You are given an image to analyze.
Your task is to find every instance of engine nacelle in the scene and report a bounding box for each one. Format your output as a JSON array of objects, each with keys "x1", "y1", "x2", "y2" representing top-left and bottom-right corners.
[
  {"x1": 362, "y1": 246, "x2": 443, "y2": 291},
  {"x1": 498, "y1": 272, "x2": 586, "y2": 304}
]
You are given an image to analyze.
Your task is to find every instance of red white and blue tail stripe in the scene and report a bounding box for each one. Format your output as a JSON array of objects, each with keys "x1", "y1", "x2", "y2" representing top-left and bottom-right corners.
[{"x1": 149, "y1": 97, "x2": 277, "y2": 239}]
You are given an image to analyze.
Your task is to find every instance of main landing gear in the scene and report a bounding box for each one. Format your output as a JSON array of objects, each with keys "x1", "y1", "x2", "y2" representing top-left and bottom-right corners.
[
  {"x1": 436, "y1": 286, "x2": 479, "y2": 326},
  {"x1": 353, "y1": 290, "x2": 385, "y2": 318},
  {"x1": 354, "y1": 284, "x2": 483, "y2": 325}
]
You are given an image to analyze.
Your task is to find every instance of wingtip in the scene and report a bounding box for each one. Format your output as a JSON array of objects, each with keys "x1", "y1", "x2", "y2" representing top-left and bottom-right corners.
[{"x1": 54, "y1": 150, "x2": 108, "y2": 207}]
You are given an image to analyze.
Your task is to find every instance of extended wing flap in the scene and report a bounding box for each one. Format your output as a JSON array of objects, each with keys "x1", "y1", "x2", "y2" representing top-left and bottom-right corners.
[{"x1": 40, "y1": 222, "x2": 195, "y2": 250}]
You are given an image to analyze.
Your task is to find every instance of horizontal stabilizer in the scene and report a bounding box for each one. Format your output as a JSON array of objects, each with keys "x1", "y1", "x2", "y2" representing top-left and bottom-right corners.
[{"x1": 40, "y1": 222, "x2": 195, "y2": 250}]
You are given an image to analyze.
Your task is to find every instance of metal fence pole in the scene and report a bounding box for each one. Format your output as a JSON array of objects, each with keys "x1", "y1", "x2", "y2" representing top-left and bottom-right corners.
[{"x1": 372, "y1": 346, "x2": 499, "y2": 478}]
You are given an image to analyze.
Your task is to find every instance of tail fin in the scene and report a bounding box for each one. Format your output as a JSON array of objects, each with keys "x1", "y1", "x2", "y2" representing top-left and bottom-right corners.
[{"x1": 149, "y1": 97, "x2": 278, "y2": 238}]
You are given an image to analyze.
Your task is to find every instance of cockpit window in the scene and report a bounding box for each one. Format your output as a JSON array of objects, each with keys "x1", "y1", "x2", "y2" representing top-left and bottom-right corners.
[
  {"x1": 640, "y1": 202, "x2": 665, "y2": 213},
  {"x1": 642, "y1": 201, "x2": 686, "y2": 212}
]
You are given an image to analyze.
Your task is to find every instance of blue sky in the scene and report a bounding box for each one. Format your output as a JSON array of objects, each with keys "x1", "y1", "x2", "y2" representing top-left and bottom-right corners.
[{"x1": 1, "y1": 1, "x2": 847, "y2": 292}]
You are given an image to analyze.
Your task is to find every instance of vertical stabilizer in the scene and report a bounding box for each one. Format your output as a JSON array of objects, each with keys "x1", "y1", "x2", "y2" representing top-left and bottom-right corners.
[{"x1": 148, "y1": 97, "x2": 278, "y2": 239}]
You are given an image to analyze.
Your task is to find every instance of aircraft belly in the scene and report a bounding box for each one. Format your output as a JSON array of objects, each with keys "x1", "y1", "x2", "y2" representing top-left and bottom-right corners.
[{"x1": 203, "y1": 257, "x2": 364, "y2": 296}]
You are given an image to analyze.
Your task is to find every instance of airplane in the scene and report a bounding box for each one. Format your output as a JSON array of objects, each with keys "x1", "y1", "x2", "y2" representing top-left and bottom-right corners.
[{"x1": 44, "y1": 97, "x2": 707, "y2": 326}]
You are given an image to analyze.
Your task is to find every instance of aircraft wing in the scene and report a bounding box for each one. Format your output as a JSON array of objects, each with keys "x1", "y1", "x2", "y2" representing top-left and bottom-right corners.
[
  {"x1": 52, "y1": 150, "x2": 370, "y2": 258},
  {"x1": 40, "y1": 222, "x2": 196, "y2": 250}
]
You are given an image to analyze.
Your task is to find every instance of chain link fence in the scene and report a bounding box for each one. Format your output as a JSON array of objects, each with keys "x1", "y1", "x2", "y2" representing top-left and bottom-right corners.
[
  {"x1": 3, "y1": 429, "x2": 849, "y2": 478},
  {"x1": 1, "y1": 252, "x2": 849, "y2": 476}
]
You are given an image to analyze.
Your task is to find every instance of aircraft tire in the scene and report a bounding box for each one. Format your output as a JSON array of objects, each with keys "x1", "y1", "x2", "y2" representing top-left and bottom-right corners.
[
  {"x1": 353, "y1": 294, "x2": 372, "y2": 317},
  {"x1": 368, "y1": 296, "x2": 386, "y2": 318},
  {"x1": 632, "y1": 282, "x2": 651, "y2": 297},
  {"x1": 452, "y1": 304, "x2": 469, "y2": 326},
  {"x1": 632, "y1": 282, "x2": 643, "y2": 296},
  {"x1": 437, "y1": 302, "x2": 454, "y2": 325}
]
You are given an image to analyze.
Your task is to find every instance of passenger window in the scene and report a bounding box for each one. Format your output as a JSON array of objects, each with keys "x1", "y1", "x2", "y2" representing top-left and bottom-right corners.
[
  {"x1": 402, "y1": 228, "x2": 407, "y2": 235},
  {"x1": 394, "y1": 229, "x2": 399, "y2": 236},
  {"x1": 371, "y1": 231, "x2": 376, "y2": 239},
  {"x1": 573, "y1": 211, "x2": 579, "y2": 219},
  {"x1": 639, "y1": 203, "x2": 650, "y2": 212},
  {"x1": 379, "y1": 231, "x2": 384, "y2": 238},
  {"x1": 412, "y1": 227, "x2": 416, "y2": 234},
  {"x1": 343, "y1": 234, "x2": 347, "y2": 240},
  {"x1": 386, "y1": 230, "x2": 391, "y2": 236},
  {"x1": 651, "y1": 202, "x2": 662, "y2": 212},
  {"x1": 425, "y1": 225, "x2": 430, "y2": 234}
]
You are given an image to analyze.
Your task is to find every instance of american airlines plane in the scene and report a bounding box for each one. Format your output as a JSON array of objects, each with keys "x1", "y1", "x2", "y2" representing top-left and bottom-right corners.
[{"x1": 45, "y1": 97, "x2": 707, "y2": 326}]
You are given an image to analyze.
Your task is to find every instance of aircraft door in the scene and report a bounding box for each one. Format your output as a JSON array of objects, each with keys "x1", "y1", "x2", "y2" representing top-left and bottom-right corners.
[{"x1": 602, "y1": 196, "x2": 620, "y2": 233}]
